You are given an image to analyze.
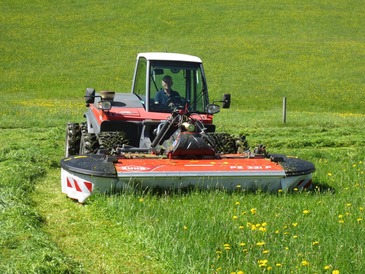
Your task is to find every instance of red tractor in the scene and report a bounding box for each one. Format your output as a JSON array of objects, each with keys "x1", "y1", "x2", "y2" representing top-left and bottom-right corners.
[
  {"x1": 65, "y1": 52, "x2": 235, "y2": 157},
  {"x1": 61, "y1": 52, "x2": 315, "y2": 203}
]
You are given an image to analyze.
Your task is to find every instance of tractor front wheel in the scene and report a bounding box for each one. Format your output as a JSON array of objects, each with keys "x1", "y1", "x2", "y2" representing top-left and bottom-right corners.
[
  {"x1": 79, "y1": 133, "x2": 99, "y2": 154},
  {"x1": 208, "y1": 132, "x2": 238, "y2": 154},
  {"x1": 65, "y1": 123, "x2": 81, "y2": 157}
]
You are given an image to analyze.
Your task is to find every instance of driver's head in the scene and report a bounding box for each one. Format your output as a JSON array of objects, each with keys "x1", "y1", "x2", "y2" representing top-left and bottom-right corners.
[{"x1": 162, "y1": 75, "x2": 173, "y2": 91}]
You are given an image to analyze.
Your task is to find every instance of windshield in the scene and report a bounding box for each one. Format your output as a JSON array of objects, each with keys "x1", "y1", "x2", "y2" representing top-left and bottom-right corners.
[{"x1": 149, "y1": 61, "x2": 209, "y2": 113}]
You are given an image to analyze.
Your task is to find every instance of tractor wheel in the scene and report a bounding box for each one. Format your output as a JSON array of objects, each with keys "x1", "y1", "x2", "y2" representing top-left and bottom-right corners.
[
  {"x1": 98, "y1": 131, "x2": 129, "y2": 154},
  {"x1": 79, "y1": 133, "x2": 99, "y2": 154},
  {"x1": 208, "y1": 132, "x2": 238, "y2": 154},
  {"x1": 65, "y1": 123, "x2": 81, "y2": 157}
]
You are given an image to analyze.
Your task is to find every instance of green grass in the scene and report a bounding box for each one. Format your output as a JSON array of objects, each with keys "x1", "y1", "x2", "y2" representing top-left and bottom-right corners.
[{"x1": 1, "y1": 0, "x2": 365, "y2": 273}]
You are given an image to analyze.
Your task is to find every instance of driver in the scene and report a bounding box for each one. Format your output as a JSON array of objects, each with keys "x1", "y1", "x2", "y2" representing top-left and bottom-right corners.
[{"x1": 154, "y1": 75, "x2": 181, "y2": 108}]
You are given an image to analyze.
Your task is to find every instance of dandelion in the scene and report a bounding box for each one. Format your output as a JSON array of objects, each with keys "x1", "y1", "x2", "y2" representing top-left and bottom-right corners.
[
  {"x1": 278, "y1": 189, "x2": 283, "y2": 193},
  {"x1": 276, "y1": 263, "x2": 282, "y2": 267},
  {"x1": 312, "y1": 241, "x2": 320, "y2": 246},
  {"x1": 332, "y1": 270, "x2": 340, "y2": 274},
  {"x1": 327, "y1": 172, "x2": 333, "y2": 176},
  {"x1": 292, "y1": 222, "x2": 298, "y2": 227},
  {"x1": 360, "y1": 207, "x2": 364, "y2": 211},
  {"x1": 357, "y1": 218, "x2": 362, "y2": 223},
  {"x1": 237, "y1": 271, "x2": 244, "y2": 274},
  {"x1": 258, "y1": 259, "x2": 268, "y2": 267},
  {"x1": 239, "y1": 225, "x2": 244, "y2": 229},
  {"x1": 346, "y1": 203, "x2": 351, "y2": 207},
  {"x1": 339, "y1": 219, "x2": 344, "y2": 224},
  {"x1": 236, "y1": 184, "x2": 241, "y2": 188},
  {"x1": 183, "y1": 225, "x2": 188, "y2": 230},
  {"x1": 138, "y1": 197, "x2": 144, "y2": 202},
  {"x1": 324, "y1": 265, "x2": 332, "y2": 270},
  {"x1": 240, "y1": 242, "x2": 246, "y2": 246},
  {"x1": 259, "y1": 227, "x2": 267, "y2": 232},
  {"x1": 250, "y1": 208, "x2": 257, "y2": 214},
  {"x1": 256, "y1": 241, "x2": 265, "y2": 247},
  {"x1": 303, "y1": 209, "x2": 310, "y2": 215},
  {"x1": 263, "y1": 250, "x2": 269, "y2": 254},
  {"x1": 301, "y1": 260, "x2": 310, "y2": 266},
  {"x1": 294, "y1": 188, "x2": 298, "y2": 191},
  {"x1": 232, "y1": 215, "x2": 238, "y2": 220},
  {"x1": 224, "y1": 244, "x2": 231, "y2": 250},
  {"x1": 235, "y1": 201, "x2": 240, "y2": 205},
  {"x1": 293, "y1": 235, "x2": 298, "y2": 239}
]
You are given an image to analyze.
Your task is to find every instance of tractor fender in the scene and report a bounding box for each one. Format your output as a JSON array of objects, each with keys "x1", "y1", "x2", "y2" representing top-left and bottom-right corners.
[{"x1": 84, "y1": 108, "x2": 100, "y2": 135}]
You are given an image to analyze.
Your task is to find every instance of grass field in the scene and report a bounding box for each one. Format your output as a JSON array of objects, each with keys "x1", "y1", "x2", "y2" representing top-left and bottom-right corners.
[{"x1": 1, "y1": 0, "x2": 365, "y2": 273}]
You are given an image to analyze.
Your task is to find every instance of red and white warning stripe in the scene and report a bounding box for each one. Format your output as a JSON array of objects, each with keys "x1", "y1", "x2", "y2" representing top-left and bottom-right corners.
[
  {"x1": 61, "y1": 168, "x2": 93, "y2": 203},
  {"x1": 66, "y1": 176, "x2": 93, "y2": 193}
]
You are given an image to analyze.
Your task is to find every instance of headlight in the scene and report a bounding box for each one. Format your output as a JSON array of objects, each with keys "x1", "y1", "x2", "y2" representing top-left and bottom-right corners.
[
  {"x1": 206, "y1": 104, "x2": 220, "y2": 114},
  {"x1": 98, "y1": 101, "x2": 112, "y2": 111}
]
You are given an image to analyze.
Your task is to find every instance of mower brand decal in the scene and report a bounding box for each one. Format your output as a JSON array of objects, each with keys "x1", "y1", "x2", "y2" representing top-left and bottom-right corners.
[
  {"x1": 66, "y1": 176, "x2": 93, "y2": 193},
  {"x1": 120, "y1": 165, "x2": 151, "y2": 171}
]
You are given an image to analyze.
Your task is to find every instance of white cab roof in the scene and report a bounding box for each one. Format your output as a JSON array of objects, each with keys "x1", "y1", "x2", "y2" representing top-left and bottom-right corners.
[{"x1": 137, "y1": 52, "x2": 202, "y2": 63}]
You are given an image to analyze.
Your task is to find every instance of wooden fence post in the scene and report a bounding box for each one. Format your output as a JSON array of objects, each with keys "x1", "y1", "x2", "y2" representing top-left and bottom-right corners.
[{"x1": 282, "y1": 97, "x2": 287, "y2": 123}]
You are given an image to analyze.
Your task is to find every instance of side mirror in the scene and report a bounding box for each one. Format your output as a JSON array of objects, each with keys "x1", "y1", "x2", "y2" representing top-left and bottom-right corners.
[
  {"x1": 222, "y1": 93, "x2": 231, "y2": 109},
  {"x1": 85, "y1": 88, "x2": 95, "y2": 105}
]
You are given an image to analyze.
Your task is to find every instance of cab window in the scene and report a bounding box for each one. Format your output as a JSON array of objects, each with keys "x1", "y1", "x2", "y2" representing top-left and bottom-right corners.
[
  {"x1": 133, "y1": 58, "x2": 147, "y2": 106},
  {"x1": 149, "y1": 61, "x2": 208, "y2": 113}
]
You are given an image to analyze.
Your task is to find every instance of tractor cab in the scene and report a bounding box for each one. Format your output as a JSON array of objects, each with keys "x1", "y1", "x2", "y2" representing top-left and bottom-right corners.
[{"x1": 132, "y1": 52, "x2": 230, "y2": 113}]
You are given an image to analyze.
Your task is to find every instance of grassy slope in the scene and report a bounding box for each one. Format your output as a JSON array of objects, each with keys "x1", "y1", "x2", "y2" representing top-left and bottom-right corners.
[{"x1": 1, "y1": 0, "x2": 365, "y2": 273}]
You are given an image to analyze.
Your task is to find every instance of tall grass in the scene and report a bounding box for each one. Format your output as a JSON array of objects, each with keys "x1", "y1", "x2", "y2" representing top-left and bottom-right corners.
[{"x1": 1, "y1": 0, "x2": 365, "y2": 273}]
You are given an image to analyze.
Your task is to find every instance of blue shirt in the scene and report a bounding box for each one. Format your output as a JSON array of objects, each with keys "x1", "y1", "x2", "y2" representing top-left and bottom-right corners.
[{"x1": 154, "y1": 89, "x2": 180, "y2": 105}]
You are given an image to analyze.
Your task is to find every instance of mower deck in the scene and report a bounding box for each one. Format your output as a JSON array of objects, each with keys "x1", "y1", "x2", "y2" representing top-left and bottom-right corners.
[{"x1": 61, "y1": 154, "x2": 315, "y2": 203}]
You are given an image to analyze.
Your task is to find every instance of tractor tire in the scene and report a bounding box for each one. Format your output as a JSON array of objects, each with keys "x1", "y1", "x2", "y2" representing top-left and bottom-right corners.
[
  {"x1": 79, "y1": 133, "x2": 99, "y2": 154},
  {"x1": 65, "y1": 123, "x2": 81, "y2": 157},
  {"x1": 207, "y1": 132, "x2": 238, "y2": 154},
  {"x1": 98, "y1": 131, "x2": 129, "y2": 154}
]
